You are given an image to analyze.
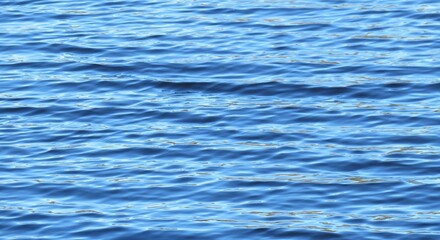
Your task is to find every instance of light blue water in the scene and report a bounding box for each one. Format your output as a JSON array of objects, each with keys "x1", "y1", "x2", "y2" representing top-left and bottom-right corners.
[{"x1": 1, "y1": 1, "x2": 440, "y2": 239}]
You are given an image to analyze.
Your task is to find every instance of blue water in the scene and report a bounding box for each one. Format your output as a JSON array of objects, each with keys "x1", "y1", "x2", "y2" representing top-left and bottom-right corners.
[{"x1": 1, "y1": 1, "x2": 440, "y2": 239}]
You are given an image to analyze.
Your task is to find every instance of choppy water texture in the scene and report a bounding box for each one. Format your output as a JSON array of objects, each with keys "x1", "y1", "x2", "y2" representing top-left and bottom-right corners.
[{"x1": 1, "y1": 0, "x2": 440, "y2": 239}]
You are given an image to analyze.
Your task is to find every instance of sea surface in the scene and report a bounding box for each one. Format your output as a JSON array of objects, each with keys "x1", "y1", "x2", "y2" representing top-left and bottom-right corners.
[{"x1": 1, "y1": 0, "x2": 440, "y2": 239}]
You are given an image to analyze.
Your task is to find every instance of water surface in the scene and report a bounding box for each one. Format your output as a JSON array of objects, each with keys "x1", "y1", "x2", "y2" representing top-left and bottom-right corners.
[{"x1": 1, "y1": 0, "x2": 440, "y2": 239}]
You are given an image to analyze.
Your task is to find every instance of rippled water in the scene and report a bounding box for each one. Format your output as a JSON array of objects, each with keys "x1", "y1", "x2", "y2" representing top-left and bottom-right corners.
[{"x1": 1, "y1": 1, "x2": 440, "y2": 239}]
